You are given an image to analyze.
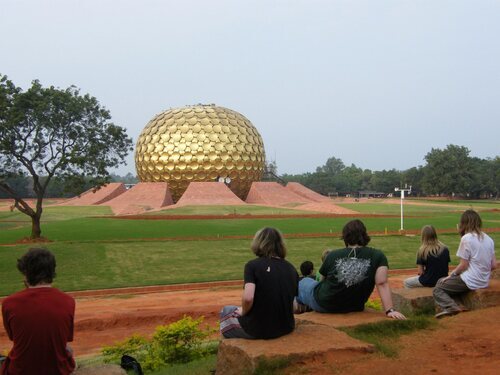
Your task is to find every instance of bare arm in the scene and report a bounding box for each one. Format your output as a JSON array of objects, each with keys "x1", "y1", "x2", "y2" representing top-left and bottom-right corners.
[
  {"x1": 240, "y1": 282, "x2": 256, "y2": 316},
  {"x1": 451, "y1": 258, "x2": 469, "y2": 276},
  {"x1": 417, "y1": 265, "x2": 424, "y2": 275},
  {"x1": 375, "y1": 266, "x2": 406, "y2": 320}
]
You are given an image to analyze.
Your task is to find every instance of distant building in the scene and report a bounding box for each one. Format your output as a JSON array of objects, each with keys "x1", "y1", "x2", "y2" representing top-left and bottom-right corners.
[{"x1": 358, "y1": 191, "x2": 386, "y2": 198}]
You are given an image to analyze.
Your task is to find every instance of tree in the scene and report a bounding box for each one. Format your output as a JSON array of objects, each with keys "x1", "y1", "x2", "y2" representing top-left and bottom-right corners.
[
  {"x1": 316, "y1": 156, "x2": 345, "y2": 175},
  {"x1": 370, "y1": 169, "x2": 402, "y2": 193},
  {"x1": 422, "y1": 145, "x2": 476, "y2": 196},
  {"x1": 0, "y1": 74, "x2": 133, "y2": 239},
  {"x1": 334, "y1": 164, "x2": 364, "y2": 193},
  {"x1": 402, "y1": 166, "x2": 424, "y2": 196},
  {"x1": 492, "y1": 157, "x2": 500, "y2": 199}
]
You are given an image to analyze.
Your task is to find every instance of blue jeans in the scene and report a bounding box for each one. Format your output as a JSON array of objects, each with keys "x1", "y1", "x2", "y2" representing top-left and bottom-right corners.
[{"x1": 297, "y1": 277, "x2": 328, "y2": 313}]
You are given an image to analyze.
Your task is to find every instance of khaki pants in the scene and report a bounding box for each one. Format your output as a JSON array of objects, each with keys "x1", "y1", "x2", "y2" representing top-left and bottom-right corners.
[{"x1": 432, "y1": 275, "x2": 470, "y2": 311}]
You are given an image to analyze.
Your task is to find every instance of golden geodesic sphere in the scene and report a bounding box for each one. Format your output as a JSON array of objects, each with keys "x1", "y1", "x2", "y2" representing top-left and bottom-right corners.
[{"x1": 135, "y1": 104, "x2": 266, "y2": 202}]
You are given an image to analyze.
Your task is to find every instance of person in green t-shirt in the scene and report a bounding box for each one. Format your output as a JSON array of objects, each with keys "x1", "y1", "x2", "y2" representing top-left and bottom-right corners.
[{"x1": 295, "y1": 219, "x2": 406, "y2": 319}]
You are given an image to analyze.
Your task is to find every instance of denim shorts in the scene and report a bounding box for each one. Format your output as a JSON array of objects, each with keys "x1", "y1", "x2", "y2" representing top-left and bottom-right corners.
[{"x1": 297, "y1": 277, "x2": 328, "y2": 313}]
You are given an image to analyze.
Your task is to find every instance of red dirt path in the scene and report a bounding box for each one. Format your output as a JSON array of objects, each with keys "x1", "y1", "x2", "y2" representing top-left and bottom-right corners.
[{"x1": 1, "y1": 273, "x2": 499, "y2": 374}]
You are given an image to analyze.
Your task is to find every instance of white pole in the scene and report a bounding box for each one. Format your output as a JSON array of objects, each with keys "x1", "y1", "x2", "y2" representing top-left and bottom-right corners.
[
  {"x1": 395, "y1": 186, "x2": 411, "y2": 232},
  {"x1": 400, "y1": 190, "x2": 404, "y2": 230}
]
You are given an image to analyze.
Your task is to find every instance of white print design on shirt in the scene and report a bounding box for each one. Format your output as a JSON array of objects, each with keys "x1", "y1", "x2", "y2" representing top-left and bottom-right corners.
[{"x1": 335, "y1": 258, "x2": 370, "y2": 287}]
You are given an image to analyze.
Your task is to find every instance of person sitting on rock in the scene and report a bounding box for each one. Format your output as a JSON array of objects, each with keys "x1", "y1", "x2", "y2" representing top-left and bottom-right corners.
[
  {"x1": 433, "y1": 210, "x2": 497, "y2": 318},
  {"x1": 299, "y1": 260, "x2": 315, "y2": 281},
  {"x1": 295, "y1": 219, "x2": 406, "y2": 320},
  {"x1": 219, "y1": 227, "x2": 299, "y2": 339},
  {"x1": 404, "y1": 225, "x2": 450, "y2": 288},
  {"x1": 1, "y1": 248, "x2": 76, "y2": 375}
]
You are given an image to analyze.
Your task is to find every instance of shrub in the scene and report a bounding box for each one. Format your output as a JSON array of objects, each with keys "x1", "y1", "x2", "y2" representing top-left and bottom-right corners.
[
  {"x1": 102, "y1": 316, "x2": 214, "y2": 372},
  {"x1": 364, "y1": 298, "x2": 382, "y2": 310},
  {"x1": 102, "y1": 334, "x2": 149, "y2": 363}
]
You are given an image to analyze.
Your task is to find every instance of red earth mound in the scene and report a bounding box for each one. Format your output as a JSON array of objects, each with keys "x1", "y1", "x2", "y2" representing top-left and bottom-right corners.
[
  {"x1": 246, "y1": 182, "x2": 311, "y2": 205},
  {"x1": 103, "y1": 182, "x2": 174, "y2": 215},
  {"x1": 285, "y1": 182, "x2": 331, "y2": 202},
  {"x1": 60, "y1": 183, "x2": 127, "y2": 206},
  {"x1": 175, "y1": 182, "x2": 245, "y2": 206}
]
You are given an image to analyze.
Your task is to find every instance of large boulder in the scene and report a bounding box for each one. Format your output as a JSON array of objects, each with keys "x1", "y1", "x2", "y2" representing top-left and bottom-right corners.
[
  {"x1": 216, "y1": 322, "x2": 373, "y2": 375},
  {"x1": 296, "y1": 308, "x2": 387, "y2": 328}
]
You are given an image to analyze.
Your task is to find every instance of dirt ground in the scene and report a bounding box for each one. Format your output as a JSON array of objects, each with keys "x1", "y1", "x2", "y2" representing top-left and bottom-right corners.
[
  {"x1": 288, "y1": 305, "x2": 500, "y2": 375},
  {"x1": 0, "y1": 274, "x2": 499, "y2": 373}
]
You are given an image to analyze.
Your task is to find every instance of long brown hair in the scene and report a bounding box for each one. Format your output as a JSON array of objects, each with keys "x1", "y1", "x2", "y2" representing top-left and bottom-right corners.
[
  {"x1": 417, "y1": 225, "x2": 445, "y2": 260},
  {"x1": 251, "y1": 227, "x2": 287, "y2": 258},
  {"x1": 459, "y1": 209, "x2": 482, "y2": 237}
]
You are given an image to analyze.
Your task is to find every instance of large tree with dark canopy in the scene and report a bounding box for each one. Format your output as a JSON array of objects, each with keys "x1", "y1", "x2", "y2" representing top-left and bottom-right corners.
[
  {"x1": 0, "y1": 74, "x2": 133, "y2": 239},
  {"x1": 422, "y1": 145, "x2": 475, "y2": 196}
]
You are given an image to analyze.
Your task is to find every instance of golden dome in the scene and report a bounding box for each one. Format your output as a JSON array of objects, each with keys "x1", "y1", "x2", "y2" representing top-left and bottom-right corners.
[{"x1": 135, "y1": 104, "x2": 266, "y2": 202}]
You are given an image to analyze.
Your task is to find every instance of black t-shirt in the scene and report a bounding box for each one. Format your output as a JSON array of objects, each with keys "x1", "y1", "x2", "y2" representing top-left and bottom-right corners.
[
  {"x1": 314, "y1": 247, "x2": 388, "y2": 313},
  {"x1": 417, "y1": 247, "x2": 450, "y2": 287},
  {"x1": 238, "y1": 257, "x2": 299, "y2": 339}
]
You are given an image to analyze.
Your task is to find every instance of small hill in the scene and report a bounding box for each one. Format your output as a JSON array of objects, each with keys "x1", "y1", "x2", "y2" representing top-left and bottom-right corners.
[{"x1": 176, "y1": 182, "x2": 245, "y2": 206}]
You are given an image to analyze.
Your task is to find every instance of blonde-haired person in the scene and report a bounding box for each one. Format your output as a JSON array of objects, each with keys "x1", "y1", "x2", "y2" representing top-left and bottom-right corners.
[
  {"x1": 404, "y1": 226, "x2": 450, "y2": 288},
  {"x1": 219, "y1": 227, "x2": 299, "y2": 339},
  {"x1": 433, "y1": 210, "x2": 497, "y2": 318}
]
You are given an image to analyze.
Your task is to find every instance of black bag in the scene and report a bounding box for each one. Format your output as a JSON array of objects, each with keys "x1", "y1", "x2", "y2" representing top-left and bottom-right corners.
[{"x1": 120, "y1": 355, "x2": 144, "y2": 375}]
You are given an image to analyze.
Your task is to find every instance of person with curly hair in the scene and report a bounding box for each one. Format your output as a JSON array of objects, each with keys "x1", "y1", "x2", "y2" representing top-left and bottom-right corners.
[{"x1": 1, "y1": 248, "x2": 75, "y2": 375}]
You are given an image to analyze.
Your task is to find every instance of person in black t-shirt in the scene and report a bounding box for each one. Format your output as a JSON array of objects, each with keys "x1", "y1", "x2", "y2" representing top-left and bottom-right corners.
[
  {"x1": 220, "y1": 227, "x2": 299, "y2": 339},
  {"x1": 404, "y1": 225, "x2": 450, "y2": 288}
]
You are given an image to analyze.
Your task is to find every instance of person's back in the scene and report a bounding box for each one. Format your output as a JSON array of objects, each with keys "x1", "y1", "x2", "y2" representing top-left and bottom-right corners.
[
  {"x1": 458, "y1": 232, "x2": 495, "y2": 289},
  {"x1": 220, "y1": 227, "x2": 299, "y2": 340},
  {"x1": 238, "y1": 256, "x2": 297, "y2": 339},
  {"x1": 2, "y1": 288, "x2": 75, "y2": 375},
  {"x1": 1, "y1": 248, "x2": 75, "y2": 375},
  {"x1": 418, "y1": 247, "x2": 450, "y2": 287},
  {"x1": 433, "y1": 210, "x2": 498, "y2": 318},
  {"x1": 314, "y1": 246, "x2": 387, "y2": 312}
]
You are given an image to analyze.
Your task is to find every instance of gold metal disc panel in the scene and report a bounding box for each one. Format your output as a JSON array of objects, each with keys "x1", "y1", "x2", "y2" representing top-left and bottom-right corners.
[{"x1": 135, "y1": 104, "x2": 266, "y2": 202}]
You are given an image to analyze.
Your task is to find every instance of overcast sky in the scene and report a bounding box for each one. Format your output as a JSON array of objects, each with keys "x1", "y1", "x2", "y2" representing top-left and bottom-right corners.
[{"x1": 1, "y1": 0, "x2": 499, "y2": 176}]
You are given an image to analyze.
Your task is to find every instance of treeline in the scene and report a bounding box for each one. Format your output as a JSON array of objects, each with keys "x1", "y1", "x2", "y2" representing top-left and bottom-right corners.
[
  {"x1": 0, "y1": 173, "x2": 138, "y2": 199},
  {"x1": 2, "y1": 145, "x2": 498, "y2": 200},
  {"x1": 282, "y1": 145, "x2": 500, "y2": 198}
]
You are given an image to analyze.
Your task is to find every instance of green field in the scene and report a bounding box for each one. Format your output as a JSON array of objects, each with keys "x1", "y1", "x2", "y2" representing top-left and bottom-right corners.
[
  {"x1": 0, "y1": 200, "x2": 498, "y2": 296},
  {"x1": 144, "y1": 204, "x2": 313, "y2": 216}
]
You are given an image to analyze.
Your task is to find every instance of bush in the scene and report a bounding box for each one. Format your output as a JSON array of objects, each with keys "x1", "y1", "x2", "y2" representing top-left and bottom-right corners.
[
  {"x1": 102, "y1": 334, "x2": 149, "y2": 364},
  {"x1": 364, "y1": 298, "x2": 382, "y2": 310},
  {"x1": 102, "y1": 316, "x2": 214, "y2": 373}
]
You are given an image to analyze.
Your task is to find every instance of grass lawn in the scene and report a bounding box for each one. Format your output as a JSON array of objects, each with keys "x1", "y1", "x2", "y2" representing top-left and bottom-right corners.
[
  {"x1": 1, "y1": 233, "x2": 498, "y2": 297},
  {"x1": 148, "y1": 204, "x2": 312, "y2": 216},
  {"x1": 336, "y1": 199, "x2": 499, "y2": 215},
  {"x1": 1, "y1": 210, "x2": 499, "y2": 245},
  {"x1": 0, "y1": 200, "x2": 498, "y2": 296}
]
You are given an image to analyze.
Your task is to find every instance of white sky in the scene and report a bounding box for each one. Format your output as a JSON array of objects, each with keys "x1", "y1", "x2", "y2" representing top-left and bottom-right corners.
[{"x1": 1, "y1": 0, "x2": 499, "y2": 175}]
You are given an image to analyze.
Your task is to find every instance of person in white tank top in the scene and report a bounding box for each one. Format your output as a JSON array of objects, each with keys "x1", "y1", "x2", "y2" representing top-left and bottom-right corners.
[{"x1": 433, "y1": 210, "x2": 497, "y2": 318}]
